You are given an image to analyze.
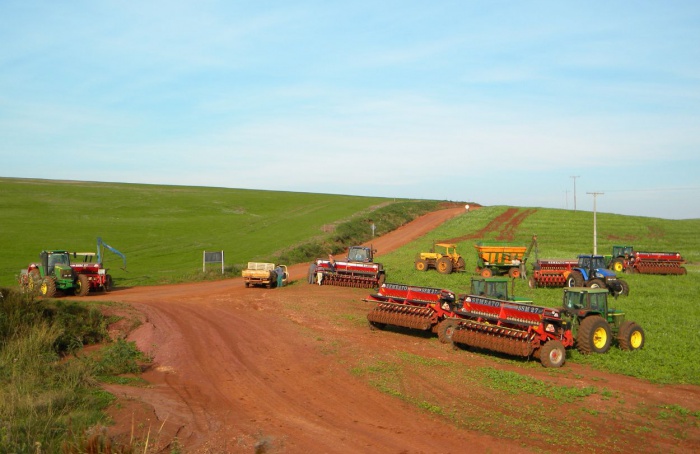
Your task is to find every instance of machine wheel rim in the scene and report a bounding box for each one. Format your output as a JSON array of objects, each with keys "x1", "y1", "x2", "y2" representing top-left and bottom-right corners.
[
  {"x1": 613, "y1": 262, "x2": 624, "y2": 272},
  {"x1": 630, "y1": 330, "x2": 643, "y2": 349},
  {"x1": 40, "y1": 282, "x2": 48, "y2": 294},
  {"x1": 549, "y1": 348, "x2": 562, "y2": 364},
  {"x1": 593, "y1": 327, "x2": 608, "y2": 349}
]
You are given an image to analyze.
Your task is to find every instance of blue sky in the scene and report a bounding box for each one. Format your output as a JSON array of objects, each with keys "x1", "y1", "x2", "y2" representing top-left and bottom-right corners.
[{"x1": 2, "y1": 1, "x2": 699, "y2": 219}]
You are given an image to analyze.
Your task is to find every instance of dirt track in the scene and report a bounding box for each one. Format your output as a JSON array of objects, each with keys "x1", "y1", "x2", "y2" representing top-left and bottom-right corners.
[{"x1": 87, "y1": 207, "x2": 699, "y2": 453}]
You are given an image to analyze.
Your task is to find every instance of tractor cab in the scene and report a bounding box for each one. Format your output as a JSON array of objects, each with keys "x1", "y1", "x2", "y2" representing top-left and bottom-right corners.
[
  {"x1": 562, "y1": 287, "x2": 609, "y2": 315},
  {"x1": 41, "y1": 251, "x2": 72, "y2": 277},
  {"x1": 611, "y1": 245, "x2": 634, "y2": 259},
  {"x1": 469, "y1": 277, "x2": 533, "y2": 303},
  {"x1": 347, "y1": 246, "x2": 375, "y2": 263}
]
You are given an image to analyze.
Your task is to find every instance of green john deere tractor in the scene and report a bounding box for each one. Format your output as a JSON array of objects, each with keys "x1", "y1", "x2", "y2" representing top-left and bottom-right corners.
[{"x1": 20, "y1": 250, "x2": 89, "y2": 297}]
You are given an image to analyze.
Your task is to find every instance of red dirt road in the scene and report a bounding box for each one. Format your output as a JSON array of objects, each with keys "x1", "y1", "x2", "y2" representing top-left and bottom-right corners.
[{"x1": 88, "y1": 206, "x2": 699, "y2": 453}]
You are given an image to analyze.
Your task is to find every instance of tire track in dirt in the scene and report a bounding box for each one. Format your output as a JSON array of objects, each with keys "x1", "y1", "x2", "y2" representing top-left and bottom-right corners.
[{"x1": 442, "y1": 207, "x2": 537, "y2": 243}]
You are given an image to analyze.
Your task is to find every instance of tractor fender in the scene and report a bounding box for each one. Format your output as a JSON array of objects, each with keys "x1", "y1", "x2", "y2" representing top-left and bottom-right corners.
[{"x1": 573, "y1": 268, "x2": 590, "y2": 281}]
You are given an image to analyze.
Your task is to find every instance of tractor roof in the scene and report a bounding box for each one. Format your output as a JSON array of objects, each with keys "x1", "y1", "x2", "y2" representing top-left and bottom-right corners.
[{"x1": 435, "y1": 243, "x2": 456, "y2": 248}]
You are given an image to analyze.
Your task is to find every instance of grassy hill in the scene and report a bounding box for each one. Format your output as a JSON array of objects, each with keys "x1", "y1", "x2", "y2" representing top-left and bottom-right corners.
[{"x1": 0, "y1": 178, "x2": 441, "y2": 287}]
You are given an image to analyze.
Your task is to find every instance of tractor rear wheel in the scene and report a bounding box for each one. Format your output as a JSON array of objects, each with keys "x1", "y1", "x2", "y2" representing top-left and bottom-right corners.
[
  {"x1": 456, "y1": 257, "x2": 466, "y2": 271},
  {"x1": 415, "y1": 260, "x2": 428, "y2": 271},
  {"x1": 40, "y1": 277, "x2": 57, "y2": 298},
  {"x1": 437, "y1": 319, "x2": 459, "y2": 344},
  {"x1": 436, "y1": 257, "x2": 453, "y2": 274},
  {"x1": 480, "y1": 268, "x2": 493, "y2": 278},
  {"x1": 74, "y1": 274, "x2": 90, "y2": 296},
  {"x1": 540, "y1": 340, "x2": 566, "y2": 368},
  {"x1": 567, "y1": 271, "x2": 584, "y2": 287},
  {"x1": 611, "y1": 259, "x2": 625, "y2": 273},
  {"x1": 577, "y1": 316, "x2": 612, "y2": 354},
  {"x1": 617, "y1": 321, "x2": 645, "y2": 351},
  {"x1": 27, "y1": 269, "x2": 41, "y2": 292},
  {"x1": 586, "y1": 278, "x2": 606, "y2": 289}
]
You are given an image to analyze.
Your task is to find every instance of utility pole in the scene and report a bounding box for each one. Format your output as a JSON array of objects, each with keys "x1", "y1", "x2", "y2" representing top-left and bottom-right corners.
[
  {"x1": 587, "y1": 192, "x2": 604, "y2": 254},
  {"x1": 570, "y1": 176, "x2": 580, "y2": 211}
]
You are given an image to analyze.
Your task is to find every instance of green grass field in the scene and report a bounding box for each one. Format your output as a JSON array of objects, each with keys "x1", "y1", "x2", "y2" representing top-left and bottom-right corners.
[
  {"x1": 0, "y1": 178, "x2": 428, "y2": 287},
  {"x1": 376, "y1": 205, "x2": 700, "y2": 384}
]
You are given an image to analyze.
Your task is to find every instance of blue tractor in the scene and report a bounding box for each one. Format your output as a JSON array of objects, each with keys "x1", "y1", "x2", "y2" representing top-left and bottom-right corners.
[{"x1": 566, "y1": 254, "x2": 630, "y2": 297}]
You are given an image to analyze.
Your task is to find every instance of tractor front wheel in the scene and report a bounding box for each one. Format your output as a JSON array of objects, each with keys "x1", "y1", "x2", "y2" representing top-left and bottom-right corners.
[
  {"x1": 617, "y1": 321, "x2": 645, "y2": 351},
  {"x1": 437, "y1": 257, "x2": 453, "y2": 274},
  {"x1": 540, "y1": 340, "x2": 566, "y2": 368},
  {"x1": 586, "y1": 278, "x2": 606, "y2": 289},
  {"x1": 615, "y1": 279, "x2": 630, "y2": 297},
  {"x1": 577, "y1": 316, "x2": 612, "y2": 354},
  {"x1": 567, "y1": 271, "x2": 585, "y2": 287},
  {"x1": 415, "y1": 260, "x2": 428, "y2": 271},
  {"x1": 74, "y1": 274, "x2": 90, "y2": 296},
  {"x1": 40, "y1": 277, "x2": 57, "y2": 298}
]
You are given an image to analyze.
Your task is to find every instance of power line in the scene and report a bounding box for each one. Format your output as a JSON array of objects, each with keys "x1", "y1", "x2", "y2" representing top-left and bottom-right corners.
[{"x1": 599, "y1": 187, "x2": 700, "y2": 193}]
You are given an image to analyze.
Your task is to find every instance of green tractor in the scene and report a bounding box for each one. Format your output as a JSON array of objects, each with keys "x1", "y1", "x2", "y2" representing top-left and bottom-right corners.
[
  {"x1": 19, "y1": 250, "x2": 89, "y2": 297},
  {"x1": 562, "y1": 287, "x2": 644, "y2": 354},
  {"x1": 469, "y1": 276, "x2": 533, "y2": 303}
]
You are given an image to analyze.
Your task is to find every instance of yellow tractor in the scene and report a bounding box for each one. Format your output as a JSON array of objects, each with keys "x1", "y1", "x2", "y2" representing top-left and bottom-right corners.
[{"x1": 414, "y1": 243, "x2": 466, "y2": 274}]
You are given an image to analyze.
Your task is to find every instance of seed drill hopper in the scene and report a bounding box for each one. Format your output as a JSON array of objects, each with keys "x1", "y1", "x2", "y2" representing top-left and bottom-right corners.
[{"x1": 310, "y1": 246, "x2": 386, "y2": 288}]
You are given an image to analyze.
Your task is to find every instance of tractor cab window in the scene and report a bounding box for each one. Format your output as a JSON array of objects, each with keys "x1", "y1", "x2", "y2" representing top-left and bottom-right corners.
[
  {"x1": 48, "y1": 253, "x2": 69, "y2": 273},
  {"x1": 579, "y1": 256, "x2": 591, "y2": 269},
  {"x1": 591, "y1": 256, "x2": 606, "y2": 269},
  {"x1": 564, "y1": 292, "x2": 585, "y2": 310},
  {"x1": 486, "y1": 282, "x2": 506, "y2": 299},
  {"x1": 472, "y1": 280, "x2": 485, "y2": 296},
  {"x1": 349, "y1": 248, "x2": 369, "y2": 262},
  {"x1": 590, "y1": 292, "x2": 606, "y2": 312}
]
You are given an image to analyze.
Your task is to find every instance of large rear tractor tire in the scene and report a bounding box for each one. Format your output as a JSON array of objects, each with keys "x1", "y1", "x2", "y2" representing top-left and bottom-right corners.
[
  {"x1": 480, "y1": 268, "x2": 493, "y2": 278},
  {"x1": 456, "y1": 257, "x2": 466, "y2": 272},
  {"x1": 540, "y1": 340, "x2": 566, "y2": 368},
  {"x1": 437, "y1": 319, "x2": 459, "y2": 344},
  {"x1": 436, "y1": 257, "x2": 453, "y2": 274},
  {"x1": 567, "y1": 271, "x2": 585, "y2": 287},
  {"x1": 415, "y1": 260, "x2": 429, "y2": 271},
  {"x1": 577, "y1": 316, "x2": 612, "y2": 354},
  {"x1": 27, "y1": 269, "x2": 41, "y2": 293},
  {"x1": 40, "y1": 277, "x2": 57, "y2": 298},
  {"x1": 586, "y1": 278, "x2": 606, "y2": 289},
  {"x1": 617, "y1": 321, "x2": 645, "y2": 351},
  {"x1": 611, "y1": 259, "x2": 625, "y2": 273},
  {"x1": 74, "y1": 274, "x2": 90, "y2": 296}
]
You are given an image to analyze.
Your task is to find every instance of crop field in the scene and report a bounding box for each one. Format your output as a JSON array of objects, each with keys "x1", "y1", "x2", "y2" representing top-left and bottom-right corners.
[
  {"x1": 377, "y1": 205, "x2": 700, "y2": 385},
  {"x1": 0, "y1": 177, "x2": 419, "y2": 287}
]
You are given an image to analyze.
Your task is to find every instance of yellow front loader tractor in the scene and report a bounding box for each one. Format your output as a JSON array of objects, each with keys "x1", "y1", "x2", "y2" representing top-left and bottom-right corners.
[{"x1": 414, "y1": 243, "x2": 466, "y2": 274}]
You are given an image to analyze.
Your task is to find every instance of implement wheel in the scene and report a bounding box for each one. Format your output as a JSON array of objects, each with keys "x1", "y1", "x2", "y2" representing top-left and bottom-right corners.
[
  {"x1": 368, "y1": 320, "x2": 386, "y2": 331},
  {"x1": 618, "y1": 321, "x2": 645, "y2": 351},
  {"x1": 74, "y1": 274, "x2": 90, "y2": 296},
  {"x1": 508, "y1": 267, "x2": 521, "y2": 278},
  {"x1": 577, "y1": 316, "x2": 612, "y2": 354},
  {"x1": 540, "y1": 340, "x2": 566, "y2": 368},
  {"x1": 437, "y1": 257, "x2": 453, "y2": 274},
  {"x1": 437, "y1": 319, "x2": 459, "y2": 344},
  {"x1": 415, "y1": 260, "x2": 429, "y2": 271},
  {"x1": 480, "y1": 268, "x2": 493, "y2": 278}
]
